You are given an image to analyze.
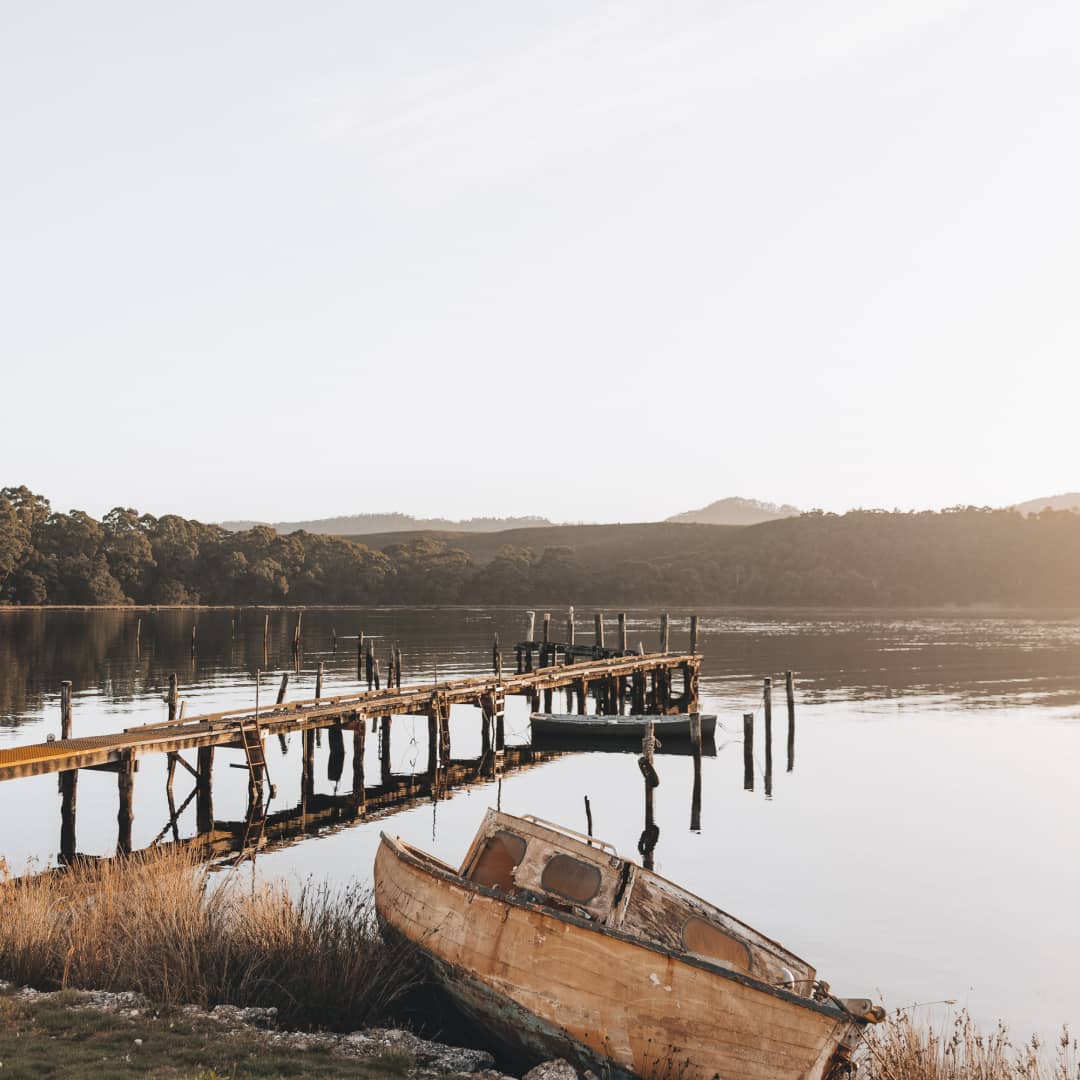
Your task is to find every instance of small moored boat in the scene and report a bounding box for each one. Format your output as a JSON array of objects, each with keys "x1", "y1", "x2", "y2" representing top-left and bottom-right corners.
[
  {"x1": 529, "y1": 711, "x2": 717, "y2": 742},
  {"x1": 374, "y1": 809, "x2": 882, "y2": 1079}
]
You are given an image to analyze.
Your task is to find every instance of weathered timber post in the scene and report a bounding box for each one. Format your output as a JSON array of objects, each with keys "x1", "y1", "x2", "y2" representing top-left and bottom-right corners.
[
  {"x1": 117, "y1": 751, "x2": 134, "y2": 854},
  {"x1": 293, "y1": 612, "x2": 303, "y2": 656},
  {"x1": 381, "y1": 716, "x2": 393, "y2": 785},
  {"x1": 373, "y1": 658, "x2": 381, "y2": 692},
  {"x1": 481, "y1": 695, "x2": 492, "y2": 763},
  {"x1": 494, "y1": 691, "x2": 505, "y2": 751},
  {"x1": 167, "y1": 673, "x2": 178, "y2": 723},
  {"x1": 427, "y1": 706, "x2": 438, "y2": 776},
  {"x1": 543, "y1": 684, "x2": 553, "y2": 713},
  {"x1": 59, "y1": 681, "x2": 76, "y2": 858},
  {"x1": 331, "y1": 627, "x2": 337, "y2": 652},
  {"x1": 690, "y1": 723, "x2": 702, "y2": 833},
  {"x1": 357, "y1": 631, "x2": 365, "y2": 680},
  {"x1": 542, "y1": 612, "x2": 551, "y2": 649},
  {"x1": 525, "y1": 646, "x2": 533, "y2": 672},
  {"x1": 263, "y1": 614, "x2": 270, "y2": 653},
  {"x1": 275, "y1": 673, "x2": 290, "y2": 752},
  {"x1": 191, "y1": 622, "x2": 197, "y2": 657},
  {"x1": 786, "y1": 670, "x2": 796, "y2": 773},
  {"x1": 197, "y1": 745, "x2": 215, "y2": 832},
  {"x1": 594, "y1": 612, "x2": 605, "y2": 650},
  {"x1": 689, "y1": 614, "x2": 699, "y2": 654},
  {"x1": 395, "y1": 646, "x2": 403, "y2": 688},
  {"x1": 439, "y1": 703, "x2": 450, "y2": 766},
  {"x1": 327, "y1": 722, "x2": 345, "y2": 784},
  {"x1": 316, "y1": 661, "x2": 324, "y2": 699},
  {"x1": 515, "y1": 647, "x2": 523, "y2": 674},
  {"x1": 660, "y1": 612, "x2": 670, "y2": 654},
  {"x1": 525, "y1": 610, "x2": 536, "y2": 642},
  {"x1": 135, "y1": 618, "x2": 141, "y2": 657},
  {"x1": 301, "y1": 728, "x2": 315, "y2": 806},
  {"x1": 764, "y1": 677, "x2": 773, "y2": 797},
  {"x1": 492, "y1": 634, "x2": 502, "y2": 678},
  {"x1": 743, "y1": 713, "x2": 754, "y2": 792},
  {"x1": 352, "y1": 713, "x2": 366, "y2": 810},
  {"x1": 618, "y1": 612, "x2": 627, "y2": 652},
  {"x1": 567, "y1": 607, "x2": 575, "y2": 645},
  {"x1": 366, "y1": 639, "x2": 374, "y2": 690},
  {"x1": 584, "y1": 795, "x2": 593, "y2": 841}
]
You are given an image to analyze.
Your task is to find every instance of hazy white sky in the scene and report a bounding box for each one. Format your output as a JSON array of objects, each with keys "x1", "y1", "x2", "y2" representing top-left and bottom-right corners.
[{"x1": 3, "y1": 1, "x2": 1078, "y2": 523}]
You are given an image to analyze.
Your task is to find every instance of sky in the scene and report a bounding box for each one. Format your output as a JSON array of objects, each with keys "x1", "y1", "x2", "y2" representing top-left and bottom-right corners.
[{"x1": 3, "y1": 1, "x2": 1078, "y2": 524}]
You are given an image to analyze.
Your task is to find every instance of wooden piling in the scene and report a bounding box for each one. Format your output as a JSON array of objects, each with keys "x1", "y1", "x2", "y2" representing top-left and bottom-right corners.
[
  {"x1": 594, "y1": 612, "x2": 605, "y2": 649},
  {"x1": 59, "y1": 681, "x2": 77, "y2": 858},
  {"x1": 316, "y1": 661, "x2": 324, "y2": 700},
  {"x1": 263, "y1": 614, "x2": 270, "y2": 651},
  {"x1": 196, "y1": 745, "x2": 215, "y2": 832},
  {"x1": 352, "y1": 714, "x2": 366, "y2": 809},
  {"x1": 358, "y1": 631, "x2": 365, "y2": 680},
  {"x1": 542, "y1": 612, "x2": 551, "y2": 645},
  {"x1": 492, "y1": 634, "x2": 502, "y2": 679},
  {"x1": 786, "y1": 670, "x2": 796, "y2": 772},
  {"x1": 567, "y1": 607, "x2": 576, "y2": 645},
  {"x1": 276, "y1": 673, "x2": 289, "y2": 704},
  {"x1": 526, "y1": 610, "x2": 536, "y2": 642},
  {"x1": 584, "y1": 795, "x2": 593, "y2": 841},
  {"x1": 366, "y1": 639, "x2": 375, "y2": 691},
  {"x1": 743, "y1": 713, "x2": 754, "y2": 792},
  {"x1": 764, "y1": 677, "x2": 773, "y2": 798},
  {"x1": 660, "y1": 612, "x2": 670, "y2": 654},
  {"x1": 373, "y1": 658, "x2": 381, "y2": 692},
  {"x1": 167, "y1": 673, "x2": 178, "y2": 723},
  {"x1": 117, "y1": 751, "x2": 134, "y2": 854},
  {"x1": 135, "y1": 618, "x2": 141, "y2": 656},
  {"x1": 191, "y1": 622, "x2": 197, "y2": 657},
  {"x1": 618, "y1": 612, "x2": 627, "y2": 652},
  {"x1": 689, "y1": 614, "x2": 699, "y2": 654}
]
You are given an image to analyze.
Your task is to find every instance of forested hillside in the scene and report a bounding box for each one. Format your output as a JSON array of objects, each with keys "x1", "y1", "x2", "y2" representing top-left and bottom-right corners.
[{"x1": 2, "y1": 486, "x2": 1079, "y2": 607}]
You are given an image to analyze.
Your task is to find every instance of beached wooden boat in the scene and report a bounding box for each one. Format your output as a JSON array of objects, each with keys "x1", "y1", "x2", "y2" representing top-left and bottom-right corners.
[
  {"x1": 530, "y1": 711, "x2": 716, "y2": 742},
  {"x1": 374, "y1": 809, "x2": 882, "y2": 1079}
]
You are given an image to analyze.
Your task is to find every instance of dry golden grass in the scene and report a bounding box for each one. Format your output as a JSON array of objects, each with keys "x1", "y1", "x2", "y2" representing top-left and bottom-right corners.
[
  {"x1": 858, "y1": 1009, "x2": 1079, "y2": 1080},
  {"x1": 0, "y1": 848, "x2": 413, "y2": 1030}
]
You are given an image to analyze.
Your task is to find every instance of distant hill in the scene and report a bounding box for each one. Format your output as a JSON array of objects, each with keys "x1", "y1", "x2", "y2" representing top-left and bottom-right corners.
[
  {"x1": 666, "y1": 497, "x2": 800, "y2": 526},
  {"x1": 1012, "y1": 493, "x2": 1080, "y2": 516},
  {"x1": 220, "y1": 512, "x2": 555, "y2": 535}
]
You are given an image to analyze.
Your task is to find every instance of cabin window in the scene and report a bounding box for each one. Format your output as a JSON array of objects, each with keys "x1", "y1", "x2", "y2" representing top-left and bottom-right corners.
[
  {"x1": 682, "y1": 917, "x2": 752, "y2": 971},
  {"x1": 540, "y1": 853, "x2": 602, "y2": 903},
  {"x1": 469, "y1": 830, "x2": 527, "y2": 890}
]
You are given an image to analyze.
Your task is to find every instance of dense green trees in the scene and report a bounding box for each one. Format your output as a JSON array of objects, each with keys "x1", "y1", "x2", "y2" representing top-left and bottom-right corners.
[{"x1": 1, "y1": 487, "x2": 1079, "y2": 607}]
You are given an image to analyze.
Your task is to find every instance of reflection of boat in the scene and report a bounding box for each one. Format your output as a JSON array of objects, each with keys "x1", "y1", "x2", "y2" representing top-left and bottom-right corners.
[
  {"x1": 374, "y1": 809, "x2": 883, "y2": 1079},
  {"x1": 529, "y1": 711, "x2": 717, "y2": 741}
]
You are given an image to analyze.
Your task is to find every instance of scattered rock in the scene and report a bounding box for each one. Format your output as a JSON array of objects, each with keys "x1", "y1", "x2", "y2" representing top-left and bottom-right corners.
[
  {"x1": 343, "y1": 1028, "x2": 495, "y2": 1072},
  {"x1": 523, "y1": 1060, "x2": 579, "y2": 1080},
  {"x1": 210, "y1": 1004, "x2": 279, "y2": 1028}
]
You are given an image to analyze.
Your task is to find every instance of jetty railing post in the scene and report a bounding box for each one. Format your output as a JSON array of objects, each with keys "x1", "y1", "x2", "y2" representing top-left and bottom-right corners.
[
  {"x1": 786, "y1": 670, "x2": 796, "y2": 772},
  {"x1": 764, "y1": 677, "x2": 773, "y2": 799},
  {"x1": 743, "y1": 713, "x2": 754, "y2": 792},
  {"x1": 618, "y1": 612, "x2": 627, "y2": 653},
  {"x1": 59, "y1": 681, "x2": 77, "y2": 859}
]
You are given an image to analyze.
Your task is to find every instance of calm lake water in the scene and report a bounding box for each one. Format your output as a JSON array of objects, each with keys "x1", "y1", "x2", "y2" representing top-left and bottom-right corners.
[{"x1": 1, "y1": 606, "x2": 1078, "y2": 1040}]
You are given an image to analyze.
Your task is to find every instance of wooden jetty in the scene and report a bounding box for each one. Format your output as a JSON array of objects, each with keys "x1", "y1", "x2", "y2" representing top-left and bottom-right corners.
[{"x1": 0, "y1": 611, "x2": 704, "y2": 860}]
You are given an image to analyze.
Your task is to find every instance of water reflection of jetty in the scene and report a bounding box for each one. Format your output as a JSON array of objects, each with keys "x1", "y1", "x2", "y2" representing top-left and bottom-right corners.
[{"x1": 0, "y1": 611, "x2": 709, "y2": 864}]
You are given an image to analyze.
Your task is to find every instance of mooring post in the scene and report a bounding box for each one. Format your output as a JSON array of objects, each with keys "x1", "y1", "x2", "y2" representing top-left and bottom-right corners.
[
  {"x1": 786, "y1": 670, "x2": 796, "y2": 771},
  {"x1": 316, "y1": 660, "x2": 324, "y2": 699},
  {"x1": 59, "y1": 681, "x2": 77, "y2": 859},
  {"x1": 764, "y1": 678, "x2": 773, "y2": 798},
  {"x1": 117, "y1": 751, "x2": 134, "y2": 854},
  {"x1": 196, "y1": 745, "x2": 215, "y2": 832},
  {"x1": 352, "y1": 713, "x2": 366, "y2": 809},
  {"x1": 660, "y1": 612, "x2": 670, "y2": 654},
  {"x1": 567, "y1": 607, "x2": 575, "y2": 645},
  {"x1": 618, "y1": 612, "x2": 627, "y2": 653},
  {"x1": 594, "y1": 612, "x2": 605, "y2": 652},
  {"x1": 689, "y1": 614, "x2": 699, "y2": 654},
  {"x1": 395, "y1": 646, "x2": 403, "y2": 688},
  {"x1": 167, "y1": 673, "x2": 178, "y2": 723},
  {"x1": 743, "y1": 713, "x2": 754, "y2": 792},
  {"x1": 365, "y1": 638, "x2": 374, "y2": 690}
]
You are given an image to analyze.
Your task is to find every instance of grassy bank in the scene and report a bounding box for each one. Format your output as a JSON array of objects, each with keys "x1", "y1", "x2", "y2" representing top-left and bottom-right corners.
[
  {"x1": 0, "y1": 988, "x2": 417, "y2": 1080},
  {"x1": 0, "y1": 848, "x2": 411, "y2": 1031}
]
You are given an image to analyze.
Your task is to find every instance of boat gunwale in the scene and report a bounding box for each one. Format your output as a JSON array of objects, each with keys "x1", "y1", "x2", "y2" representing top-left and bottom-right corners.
[{"x1": 377, "y1": 831, "x2": 853, "y2": 1024}]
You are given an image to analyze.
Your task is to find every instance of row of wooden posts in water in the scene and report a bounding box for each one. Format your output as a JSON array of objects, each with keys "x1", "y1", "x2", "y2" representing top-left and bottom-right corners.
[{"x1": 34, "y1": 611, "x2": 799, "y2": 867}]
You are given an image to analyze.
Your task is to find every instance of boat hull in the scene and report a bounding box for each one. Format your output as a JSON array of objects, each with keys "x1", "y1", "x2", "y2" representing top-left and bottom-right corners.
[{"x1": 374, "y1": 836, "x2": 857, "y2": 1080}]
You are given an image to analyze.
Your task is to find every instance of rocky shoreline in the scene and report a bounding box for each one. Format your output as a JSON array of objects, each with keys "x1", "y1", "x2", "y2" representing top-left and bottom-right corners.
[{"x1": 0, "y1": 982, "x2": 582, "y2": 1080}]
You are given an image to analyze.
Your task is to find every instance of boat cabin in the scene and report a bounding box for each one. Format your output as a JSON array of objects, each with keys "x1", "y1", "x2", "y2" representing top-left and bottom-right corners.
[{"x1": 459, "y1": 809, "x2": 816, "y2": 993}]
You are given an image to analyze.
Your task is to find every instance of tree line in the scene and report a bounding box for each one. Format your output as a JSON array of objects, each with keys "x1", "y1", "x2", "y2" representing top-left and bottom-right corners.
[{"x1": 2, "y1": 485, "x2": 1079, "y2": 608}]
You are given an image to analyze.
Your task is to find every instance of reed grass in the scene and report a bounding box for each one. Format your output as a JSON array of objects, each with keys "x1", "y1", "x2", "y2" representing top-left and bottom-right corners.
[
  {"x1": 0, "y1": 848, "x2": 413, "y2": 1030},
  {"x1": 859, "y1": 1008, "x2": 1079, "y2": 1080}
]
